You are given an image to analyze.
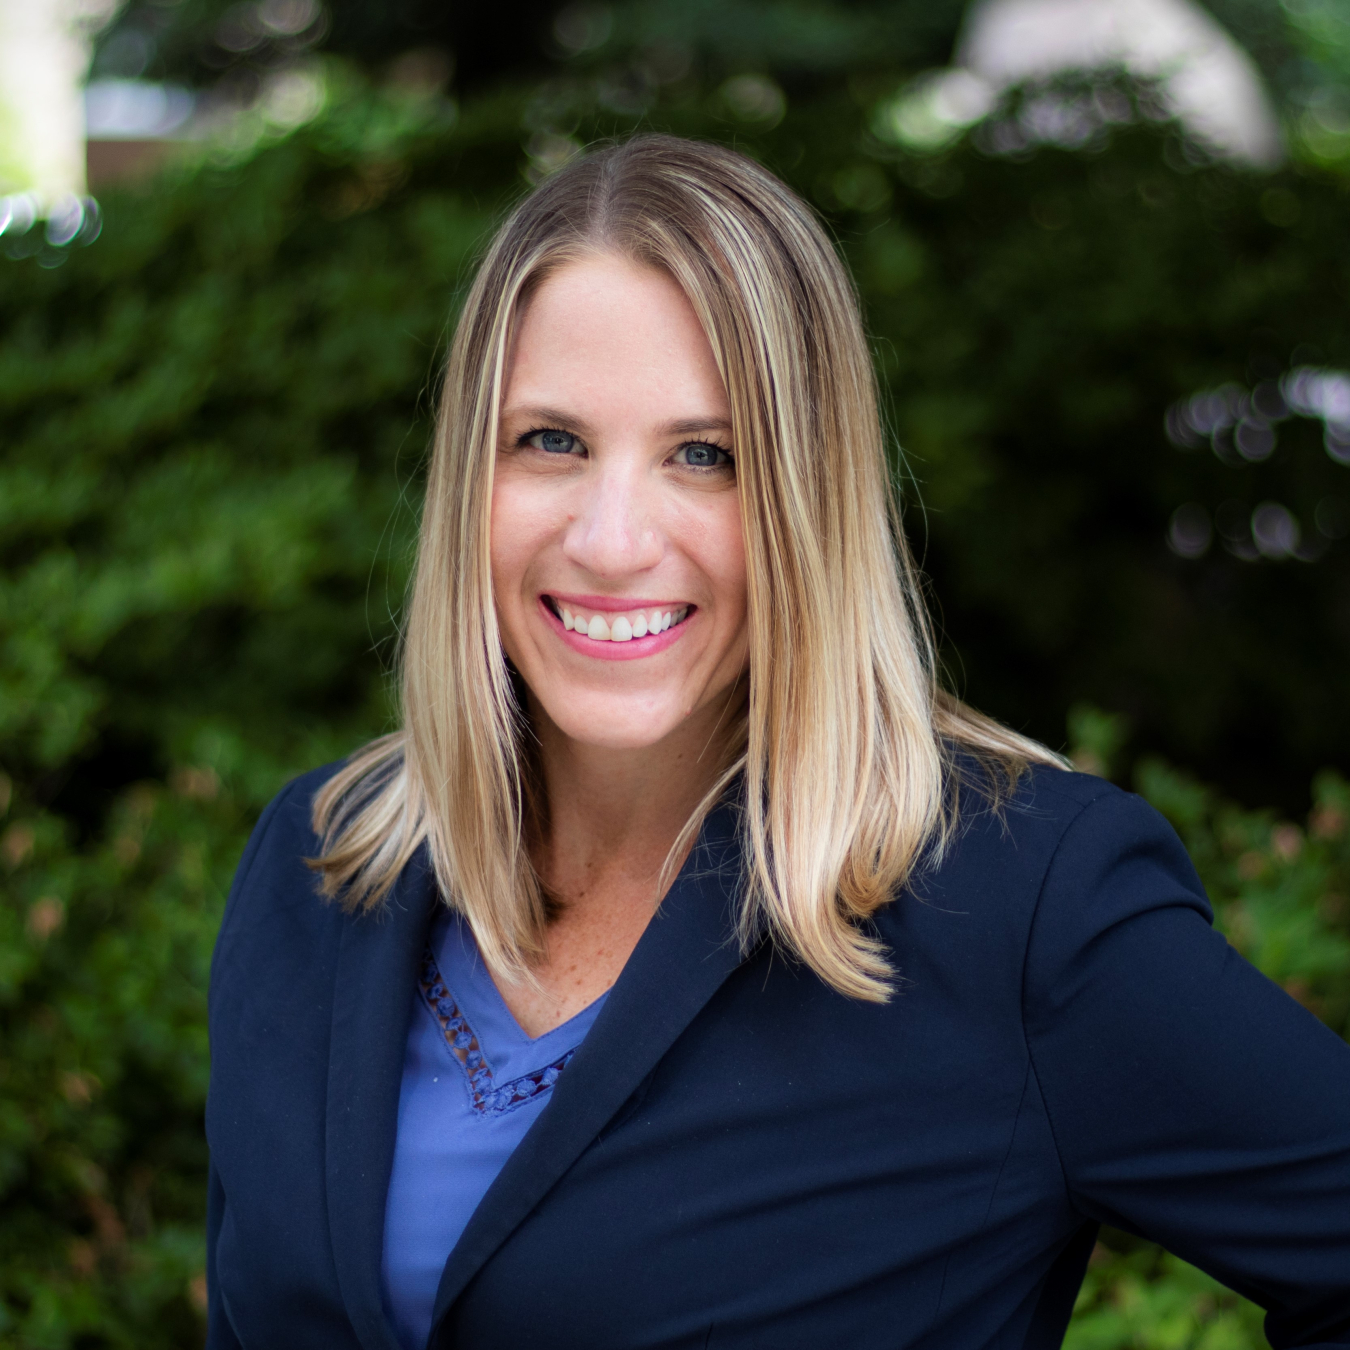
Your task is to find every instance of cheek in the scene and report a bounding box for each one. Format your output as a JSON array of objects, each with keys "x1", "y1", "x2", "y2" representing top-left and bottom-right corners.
[
  {"x1": 489, "y1": 472, "x2": 562, "y2": 604},
  {"x1": 686, "y1": 494, "x2": 747, "y2": 622}
]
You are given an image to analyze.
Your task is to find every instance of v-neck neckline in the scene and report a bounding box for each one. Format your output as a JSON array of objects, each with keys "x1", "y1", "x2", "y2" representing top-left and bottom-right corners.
[
  {"x1": 320, "y1": 795, "x2": 750, "y2": 1350},
  {"x1": 425, "y1": 797, "x2": 751, "y2": 1335},
  {"x1": 429, "y1": 908, "x2": 610, "y2": 1064}
]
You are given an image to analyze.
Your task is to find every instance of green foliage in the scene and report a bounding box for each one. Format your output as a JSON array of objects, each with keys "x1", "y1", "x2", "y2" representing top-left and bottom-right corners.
[
  {"x1": 1137, "y1": 757, "x2": 1350, "y2": 1040},
  {"x1": 849, "y1": 117, "x2": 1350, "y2": 809},
  {"x1": 1066, "y1": 703, "x2": 1130, "y2": 780},
  {"x1": 0, "y1": 777, "x2": 249, "y2": 1347},
  {"x1": 0, "y1": 89, "x2": 498, "y2": 807},
  {"x1": 0, "y1": 87, "x2": 515, "y2": 1348},
  {"x1": 1068, "y1": 1241, "x2": 1267, "y2": 1350},
  {"x1": 1, "y1": 61, "x2": 1349, "y2": 1347}
]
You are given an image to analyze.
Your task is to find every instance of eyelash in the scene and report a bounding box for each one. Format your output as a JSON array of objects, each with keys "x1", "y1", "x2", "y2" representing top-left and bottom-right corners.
[{"x1": 516, "y1": 427, "x2": 735, "y2": 471}]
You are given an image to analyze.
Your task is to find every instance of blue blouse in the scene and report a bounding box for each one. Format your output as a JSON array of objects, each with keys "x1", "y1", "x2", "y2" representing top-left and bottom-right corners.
[{"x1": 380, "y1": 908, "x2": 608, "y2": 1350}]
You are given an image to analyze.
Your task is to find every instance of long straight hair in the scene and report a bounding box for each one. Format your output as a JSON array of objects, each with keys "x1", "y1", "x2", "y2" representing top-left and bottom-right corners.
[{"x1": 310, "y1": 134, "x2": 1063, "y2": 1001}]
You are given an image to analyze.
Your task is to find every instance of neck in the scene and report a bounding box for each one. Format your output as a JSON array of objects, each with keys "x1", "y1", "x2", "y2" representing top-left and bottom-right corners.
[
  {"x1": 492, "y1": 685, "x2": 744, "y2": 1033},
  {"x1": 528, "y1": 687, "x2": 743, "y2": 905}
]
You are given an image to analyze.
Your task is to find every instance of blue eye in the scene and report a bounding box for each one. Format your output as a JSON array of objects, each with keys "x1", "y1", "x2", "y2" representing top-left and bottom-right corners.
[
  {"x1": 673, "y1": 442, "x2": 733, "y2": 469},
  {"x1": 526, "y1": 429, "x2": 580, "y2": 455}
]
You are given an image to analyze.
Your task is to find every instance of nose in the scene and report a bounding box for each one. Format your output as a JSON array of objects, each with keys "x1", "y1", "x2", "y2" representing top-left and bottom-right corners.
[{"x1": 561, "y1": 457, "x2": 663, "y2": 578}]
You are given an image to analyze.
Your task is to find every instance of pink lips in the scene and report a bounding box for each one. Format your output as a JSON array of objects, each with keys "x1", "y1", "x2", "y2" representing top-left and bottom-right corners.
[{"x1": 538, "y1": 595, "x2": 692, "y2": 661}]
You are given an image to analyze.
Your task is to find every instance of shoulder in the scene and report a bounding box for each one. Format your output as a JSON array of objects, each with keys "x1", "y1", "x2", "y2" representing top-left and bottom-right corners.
[
  {"x1": 964, "y1": 754, "x2": 1128, "y2": 826},
  {"x1": 887, "y1": 760, "x2": 1210, "y2": 966},
  {"x1": 1005, "y1": 765, "x2": 1215, "y2": 985},
  {"x1": 209, "y1": 760, "x2": 348, "y2": 984},
  {"x1": 925, "y1": 758, "x2": 1157, "y2": 898},
  {"x1": 249, "y1": 760, "x2": 345, "y2": 856},
  {"x1": 949, "y1": 757, "x2": 1198, "y2": 882},
  {"x1": 230, "y1": 760, "x2": 345, "y2": 899},
  {"x1": 1002, "y1": 762, "x2": 1210, "y2": 921}
]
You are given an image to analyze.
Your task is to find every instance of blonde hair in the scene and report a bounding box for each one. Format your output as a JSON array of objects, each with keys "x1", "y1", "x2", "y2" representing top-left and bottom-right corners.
[{"x1": 310, "y1": 134, "x2": 1064, "y2": 1001}]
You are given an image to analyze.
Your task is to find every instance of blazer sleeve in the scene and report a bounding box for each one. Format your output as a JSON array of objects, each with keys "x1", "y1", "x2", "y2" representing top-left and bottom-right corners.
[
  {"x1": 205, "y1": 779, "x2": 298, "y2": 1350},
  {"x1": 206, "y1": 1160, "x2": 245, "y2": 1350},
  {"x1": 1022, "y1": 789, "x2": 1350, "y2": 1349}
]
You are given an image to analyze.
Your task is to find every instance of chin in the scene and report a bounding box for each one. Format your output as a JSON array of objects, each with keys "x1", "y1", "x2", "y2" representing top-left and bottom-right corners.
[{"x1": 540, "y1": 695, "x2": 688, "y2": 753}]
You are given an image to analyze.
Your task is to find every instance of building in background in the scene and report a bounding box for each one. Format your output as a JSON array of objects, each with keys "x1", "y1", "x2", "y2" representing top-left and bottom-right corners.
[
  {"x1": 0, "y1": 0, "x2": 118, "y2": 216},
  {"x1": 0, "y1": 0, "x2": 1290, "y2": 223},
  {"x1": 872, "y1": 0, "x2": 1285, "y2": 168},
  {"x1": 84, "y1": 75, "x2": 195, "y2": 189},
  {"x1": 957, "y1": 0, "x2": 1284, "y2": 165}
]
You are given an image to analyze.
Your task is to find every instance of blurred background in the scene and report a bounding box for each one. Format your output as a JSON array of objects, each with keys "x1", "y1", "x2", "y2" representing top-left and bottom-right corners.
[{"x1": 2, "y1": 0, "x2": 1350, "y2": 1344}]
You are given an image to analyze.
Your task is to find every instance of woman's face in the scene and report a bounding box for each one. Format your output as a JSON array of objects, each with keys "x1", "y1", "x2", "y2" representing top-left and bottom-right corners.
[{"x1": 491, "y1": 253, "x2": 749, "y2": 753}]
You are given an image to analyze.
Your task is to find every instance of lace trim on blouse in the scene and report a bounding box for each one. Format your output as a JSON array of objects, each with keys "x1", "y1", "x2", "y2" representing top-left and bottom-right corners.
[{"x1": 417, "y1": 944, "x2": 574, "y2": 1116}]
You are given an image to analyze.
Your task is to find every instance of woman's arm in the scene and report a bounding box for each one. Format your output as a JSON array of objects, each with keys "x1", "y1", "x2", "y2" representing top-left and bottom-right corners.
[
  {"x1": 204, "y1": 775, "x2": 306, "y2": 1350},
  {"x1": 1023, "y1": 790, "x2": 1350, "y2": 1347},
  {"x1": 206, "y1": 1161, "x2": 245, "y2": 1350}
]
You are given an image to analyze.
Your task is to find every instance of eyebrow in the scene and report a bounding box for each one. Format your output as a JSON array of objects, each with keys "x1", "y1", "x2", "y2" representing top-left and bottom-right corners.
[
  {"x1": 500, "y1": 406, "x2": 598, "y2": 437},
  {"x1": 661, "y1": 416, "x2": 733, "y2": 437},
  {"x1": 500, "y1": 406, "x2": 733, "y2": 439}
]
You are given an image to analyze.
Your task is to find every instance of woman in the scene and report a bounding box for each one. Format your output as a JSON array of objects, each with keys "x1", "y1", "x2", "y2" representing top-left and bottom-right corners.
[{"x1": 207, "y1": 136, "x2": 1350, "y2": 1349}]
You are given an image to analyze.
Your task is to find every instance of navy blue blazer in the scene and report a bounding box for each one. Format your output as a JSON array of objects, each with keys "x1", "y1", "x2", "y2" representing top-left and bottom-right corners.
[{"x1": 207, "y1": 763, "x2": 1350, "y2": 1349}]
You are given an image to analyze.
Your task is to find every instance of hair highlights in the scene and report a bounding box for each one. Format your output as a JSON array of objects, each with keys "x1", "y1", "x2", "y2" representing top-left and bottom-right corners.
[{"x1": 309, "y1": 135, "x2": 1064, "y2": 1000}]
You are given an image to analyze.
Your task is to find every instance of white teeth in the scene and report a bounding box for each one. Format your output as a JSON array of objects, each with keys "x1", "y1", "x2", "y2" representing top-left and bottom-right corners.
[{"x1": 558, "y1": 603, "x2": 691, "y2": 642}]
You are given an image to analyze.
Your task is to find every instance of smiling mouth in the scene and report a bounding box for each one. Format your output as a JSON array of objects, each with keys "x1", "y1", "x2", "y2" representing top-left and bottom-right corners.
[{"x1": 543, "y1": 596, "x2": 693, "y2": 643}]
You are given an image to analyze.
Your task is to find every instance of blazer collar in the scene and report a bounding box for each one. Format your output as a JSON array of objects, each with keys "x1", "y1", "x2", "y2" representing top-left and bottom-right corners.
[
  {"x1": 326, "y1": 846, "x2": 438, "y2": 1350},
  {"x1": 428, "y1": 798, "x2": 752, "y2": 1340}
]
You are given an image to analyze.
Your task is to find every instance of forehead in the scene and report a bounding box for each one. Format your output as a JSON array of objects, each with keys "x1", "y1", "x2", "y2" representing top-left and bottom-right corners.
[{"x1": 503, "y1": 254, "x2": 728, "y2": 419}]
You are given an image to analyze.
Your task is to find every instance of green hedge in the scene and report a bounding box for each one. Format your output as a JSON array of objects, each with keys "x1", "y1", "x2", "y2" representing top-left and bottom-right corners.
[{"x1": 1, "y1": 75, "x2": 1347, "y2": 1346}]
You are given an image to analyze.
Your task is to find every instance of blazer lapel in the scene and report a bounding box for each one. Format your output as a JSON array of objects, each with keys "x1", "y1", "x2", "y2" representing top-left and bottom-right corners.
[
  {"x1": 428, "y1": 800, "x2": 752, "y2": 1336},
  {"x1": 326, "y1": 847, "x2": 438, "y2": 1350}
]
